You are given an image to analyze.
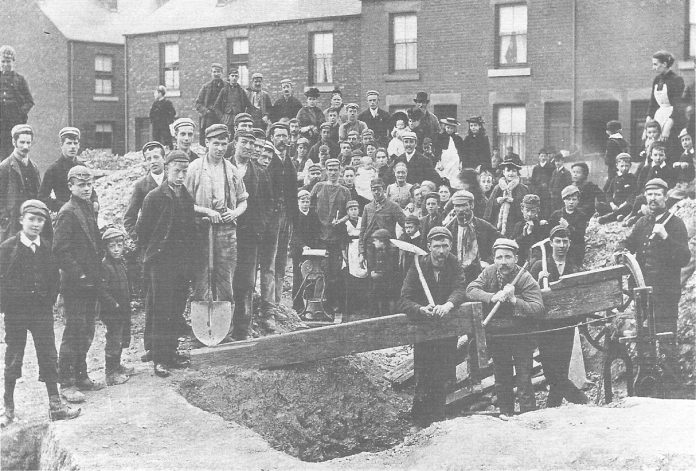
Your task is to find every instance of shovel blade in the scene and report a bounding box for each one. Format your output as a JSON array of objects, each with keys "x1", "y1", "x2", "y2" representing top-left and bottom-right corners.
[{"x1": 191, "y1": 300, "x2": 233, "y2": 347}]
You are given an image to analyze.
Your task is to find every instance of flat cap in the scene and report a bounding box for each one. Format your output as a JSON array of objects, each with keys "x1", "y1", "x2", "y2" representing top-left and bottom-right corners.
[
  {"x1": 451, "y1": 190, "x2": 474, "y2": 204},
  {"x1": 644, "y1": 178, "x2": 669, "y2": 192},
  {"x1": 102, "y1": 227, "x2": 125, "y2": 241},
  {"x1": 679, "y1": 128, "x2": 691, "y2": 139},
  {"x1": 371, "y1": 228, "x2": 391, "y2": 240},
  {"x1": 370, "y1": 177, "x2": 385, "y2": 188},
  {"x1": 251, "y1": 128, "x2": 266, "y2": 140},
  {"x1": 325, "y1": 158, "x2": 340, "y2": 168},
  {"x1": 20, "y1": 199, "x2": 49, "y2": 219},
  {"x1": 307, "y1": 163, "x2": 322, "y2": 172},
  {"x1": 165, "y1": 150, "x2": 190, "y2": 165},
  {"x1": 67, "y1": 165, "x2": 91, "y2": 181},
  {"x1": 401, "y1": 131, "x2": 417, "y2": 141},
  {"x1": 492, "y1": 238, "x2": 519, "y2": 253},
  {"x1": 205, "y1": 123, "x2": 229, "y2": 139},
  {"x1": 405, "y1": 214, "x2": 420, "y2": 225},
  {"x1": 305, "y1": 87, "x2": 320, "y2": 98},
  {"x1": 347, "y1": 130, "x2": 360, "y2": 137},
  {"x1": 521, "y1": 194, "x2": 540, "y2": 208},
  {"x1": 234, "y1": 113, "x2": 254, "y2": 126},
  {"x1": 142, "y1": 141, "x2": 165, "y2": 155},
  {"x1": 424, "y1": 191, "x2": 440, "y2": 202},
  {"x1": 235, "y1": 129, "x2": 255, "y2": 140},
  {"x1": 440, "y1": 117, "x2": 460, "y2": 126},
  {"x1": 296, "y1": 137, "x2": 310, "y2": 146},
  {"x1": 319, "y1": 122, "x2": 332, "y2": 130},
  {"x1": 366, "y1": 90, "x2": 380, "y2": 98},
  {"x1": 423, "y1": 137, "x2": 433, "y2": 145},
  {"x1": 427, "y1": 226, "x2": 453, "y2": 241},
  {"x1": 297, "y1": 189, "x2": 311, "y2": 199},
  {"x1": 549, "y1": 225, "x2": 570, "y2": 239},
  {"x1": 561, "y1": 185, "x2": 580, "y2": 199},
  {"x1": 615, "y1": 152, "x2": 632, "y2": 163},
  {"x1": 499, "y1": 159, "x2": 522, "y2": 170},
  {"x1": 267, "y1": 121, "x2": 289, "y2": 135},
  {"x1": 361, "y1": 129, "x2": 375, "y2": 136},
  {"x1": 171, "y1": 117, "x2": 195, "y2": 131},
  {"x1": 346, "y1": 200, "x2": 359, "y2": 210},
  {"x1": 346, "y1": 103, "x2": 359, "y2": 110},
  {"x1": 11, "y1": 124, "x2": 33, "y2": 138},
  {"x1": 211, "y1": 62, "x2": 223, "y2": 69},
  {"x1": 251, "y1": 72, "x2": 263, "y2": 79},
  {"x1": 263, "y1": 141, "x2": 278, "y2": 153},
  {"x1": 59, "y1": 127, "x2": 81, "y2": 140},
  {"x1": 280, "y1": 78, "x2": 292, "y2": 85}
]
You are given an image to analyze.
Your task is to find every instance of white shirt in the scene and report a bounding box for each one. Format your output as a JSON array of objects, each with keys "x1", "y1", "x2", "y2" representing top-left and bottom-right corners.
[
  {"x1": 20, "y1": 232, "x2": 40, "y2": 252},
  {"x1": 405, "y1": 151, "x2": 416, "y2": 162},
  {"x1": 553, "y1": 257, "x2": 566, "y2": 276},
  {"x1": 370, "y1": 108, "x2": 378, "y2": 118},
  {"x1": 151, "y1": 171, "x2": 164, "y2": 186}
]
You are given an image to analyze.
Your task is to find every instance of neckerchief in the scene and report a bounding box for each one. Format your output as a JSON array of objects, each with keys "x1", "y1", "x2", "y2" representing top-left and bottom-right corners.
[{"x1": 457, "y1": 213, "x2": 479, "y2": 268}]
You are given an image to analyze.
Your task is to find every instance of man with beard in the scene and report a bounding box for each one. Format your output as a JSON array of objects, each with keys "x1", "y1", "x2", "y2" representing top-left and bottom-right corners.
[
  {"x1": 272, "y1": 79, "x2": 303, "y2": 122},
  {"x1": 213, "y1": 68, "x2": 253, "y2": 133},
  {"x1": 39, "y1": 127, "x2": 99, "y2": 213},
  {"x1": 466, "y1": 238, "x2": 544, "y2": 416},
  {"x1": 195, "y1": 63, "x2": 225, "y2": 145},
  {"x1": 0, "y1": 46, "x2": 34, "y2": 159},
  {"x1": 399, "y1": 226, "x2": 468, "y2": 426},
  {"x1": 246, "y1": 73, "x2": 273, "y2": 130},
  {"x1": 622, "y1": 178, "x2": 690, "y2": 381},
  {"x1": 0, "y1": 125, "x2": 42, "y2": 243},
  {"x1": 411, "y1": 92, "x2": 440, "y2": 143},
  {"x1": 358, "y1": 90, "x2": 390, "y2": 147},
  {"x1": 171, "y1": 118, "x2": 198, "y2": 162}
]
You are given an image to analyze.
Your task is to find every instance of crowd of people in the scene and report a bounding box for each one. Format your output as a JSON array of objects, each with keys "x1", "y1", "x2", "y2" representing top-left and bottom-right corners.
[{"x1": 0, "y1": 46, "x2": 693, "y2": 428}]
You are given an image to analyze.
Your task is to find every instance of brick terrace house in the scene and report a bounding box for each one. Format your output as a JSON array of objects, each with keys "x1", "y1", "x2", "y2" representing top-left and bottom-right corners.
[
  {"x1": 0, "y1": 0, "x2": 158, "y2": 169},
  {"x1": 360, "y1": 0, "x2": 695, "y2": 169},
  {"x1": 124, "y1": 0, "x2": 362, "y2": 150}
]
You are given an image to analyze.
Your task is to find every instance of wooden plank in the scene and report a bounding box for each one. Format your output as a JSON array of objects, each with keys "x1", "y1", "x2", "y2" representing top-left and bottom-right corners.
[
  {"x1": 191, "y1": 304, "x2": 476, "y2": 370},
  {"x1": 471, "y1": 302, "x2": 490, "y2": 369},
  {"x1": 383, "y1": 357, "x2": 414, "y2": 385},
  {"x1": 541, "y1": 267, "x2": 624, "y2": 320}
]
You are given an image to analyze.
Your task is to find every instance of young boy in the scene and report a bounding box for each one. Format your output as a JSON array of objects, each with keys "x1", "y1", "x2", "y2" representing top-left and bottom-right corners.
[
  {"x1": 419, "y1": 191, "x2": 442, "y2": 239},
  {"x1": 638, "y1": 120, "x2": 662, "y2": 172},
  {"x1": 549, "y1": 151, "x2": 572, "y2": 214},
  {"x1": 54, "y1": 165, "x2": 104, "y2": 403},
  {"x1": 598, "y1": 153, "x2": 637, "y2": 224},
  {"x1": 511, "y1": 194, "x2": 550, "y2": 264},
  {"x1": 398, "y1": 214, "x2": 424, "y2": 277},
  {"x1": 626, "y1": 141, "x2": 676, "y2": 226},
  {"x1": 367, "y1": 228, "x2": 398, "y2": 317},
  {"x1": 349, "y1": 149, "x2": 363, "y2": 169},
  {"x1": 326, "y1": 108, "x2": 341, "y2": 143},
  {"x1": 548, "y1": 185, "x2": 589, "y2": 267},
  {"x1": 604, "y1": 120, "x2": 628, "y2": 181},
  {"x1": 672, "y1": 128, "x2": 695, "y2": 185},
  {"x1": 342, "y1": 200, "x2": 367, "y2": 316},
  {"x1": 290, "y1": 190, "x2": 320, "y2": 313},
  {"x1": 98, "y1": 227, "x2": 135, "y2": 386},
  {"x1": 1, "y1": 200, "x2": 80, "y2": 425}
]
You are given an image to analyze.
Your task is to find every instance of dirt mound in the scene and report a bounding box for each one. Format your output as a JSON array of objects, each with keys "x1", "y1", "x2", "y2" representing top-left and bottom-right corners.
[{"x1": 176, "y1": 355, "x2": 412, "y2": 462}]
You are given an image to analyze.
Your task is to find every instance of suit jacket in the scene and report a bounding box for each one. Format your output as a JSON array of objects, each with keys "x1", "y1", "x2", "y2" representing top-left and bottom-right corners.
[
  {"x1": 135, "y1": 182, "x2": 196, "y2": 267},
  {"x1": 393, "y1": 151, "x2": 441, "y2": 185},
  {"x1": 53, "y1": 195, "x2": 101, "y2": 293},
  {"x1": 0, "y1": 155, "x2": 41, "y2": 242},
  {"x1": 39, "y1": 155, "x2": 98, "y2": 213},
  {"x1": 124, "y1": 172, "x2": 160, "y2": 239},
  {"x1": 232, "y1": 160, "x2": 273, "y2": 241},
  {"x1": 358, "y1": 108, "x2": 391, "y2": 146},
  {"x1": 246, "y1": 88, "x2": 273, "y2": 128},
  {"x1": 272, "y1": 95, "x2": 303, "y2": 122},
  {"x1": 214, "y1": 82, "x2": 253, "y2": 130},
  {"x1": 0, "y1": 233, "x2": 59, "y2": 311},
  {"x1": 267, "y1": 151, "x2": 299, "y2": 220}
]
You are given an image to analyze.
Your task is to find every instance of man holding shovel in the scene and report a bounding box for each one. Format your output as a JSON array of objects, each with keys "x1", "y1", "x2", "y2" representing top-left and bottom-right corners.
[
  {"x1": 186, "y1": 124, "x2": 248, "y2": 344},
  {"x1": 399, "y1": 226, "x2": 468, "y2": 427},
  {"x1": 136, "y1": 151, "x2": 196, "y2": 377}
]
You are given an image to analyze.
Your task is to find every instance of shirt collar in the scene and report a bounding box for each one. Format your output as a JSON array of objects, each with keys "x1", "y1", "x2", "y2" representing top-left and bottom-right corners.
[
  {"x1": 151, "y1": 171, "x2": 164, "y2": 186},
  {"x1": 609, "y1": 132, "x2": 623, "y2": 139},
  {"x1": 20, "y1": 232, "x2": 40, "y2": 248}
]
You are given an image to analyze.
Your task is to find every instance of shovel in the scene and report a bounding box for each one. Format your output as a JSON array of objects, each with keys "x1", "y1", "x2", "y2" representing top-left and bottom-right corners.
[{"x1": 191, "y1": 222, "x2": 233, "y2": 346}]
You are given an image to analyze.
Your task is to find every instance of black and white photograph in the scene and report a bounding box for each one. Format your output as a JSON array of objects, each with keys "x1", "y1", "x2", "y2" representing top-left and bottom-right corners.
[{"x1": 0, "y1": 0, "x2": 695, "y2": 469}]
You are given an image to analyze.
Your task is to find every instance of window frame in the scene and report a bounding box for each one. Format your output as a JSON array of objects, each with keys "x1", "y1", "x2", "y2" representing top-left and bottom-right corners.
[
  {"x1": 94, "y1": 122, "x2": 114, "y2": 150},
  {"x1": 389, "y1": 12, "x2": 418, "y2": 72},
  {"x1": 94, "y1": 54, "x2": 113, "y2": 96},
  {"x1": 309, "y1": 31, "x2": 334, "y2": 85},
  {"x1": 494, "y1": 104, "x2": 527, "y2": 163},
  {"x1": 688, "y1": 0, "x2": 696, "y2": 58},
  {"x1": 494, "y1": 2, "x2": 528, "y2": 68},
  {"x1": 227, "y1": 37, "x2": 250, "y2": 88},
  {"x1": 159, "y1": 42, "x2": 180, "y2": 92}
]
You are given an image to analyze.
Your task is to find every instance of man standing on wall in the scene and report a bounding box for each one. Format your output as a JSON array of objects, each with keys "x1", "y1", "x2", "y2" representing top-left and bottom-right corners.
[
  {"x1": 195, "y1": 63, "x2": 225, "y2": 145},
  {"x1": 0, "y1": 46, "x2": 34, "y2": 159}
]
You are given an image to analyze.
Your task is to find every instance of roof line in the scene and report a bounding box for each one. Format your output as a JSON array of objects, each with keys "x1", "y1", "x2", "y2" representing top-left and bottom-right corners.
[{"x1": 124, "y1": 13, "x2": 361, "y2": 37}]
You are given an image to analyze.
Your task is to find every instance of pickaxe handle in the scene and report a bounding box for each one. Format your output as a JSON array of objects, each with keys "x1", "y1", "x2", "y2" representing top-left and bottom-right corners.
[
  {"x1": 414, "y1": 254, "x2": 435, "y2": 306},
  {"x1": 482, "y1": 260, "x2": 530, "y2": 327}
]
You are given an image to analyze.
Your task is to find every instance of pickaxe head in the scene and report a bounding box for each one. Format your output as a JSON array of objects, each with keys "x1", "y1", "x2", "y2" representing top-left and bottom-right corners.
[
  {"x1": 531, "y1": 238, "x2": 549, "y2": 251},
  {"x1": 390, "y1": 238, "x2": 428, "y2": 256}
]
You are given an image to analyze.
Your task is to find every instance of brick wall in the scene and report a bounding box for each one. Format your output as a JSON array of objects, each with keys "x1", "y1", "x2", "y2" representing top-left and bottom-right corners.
[
  {"x1": 0, "y1": 0, "x2": 68, "y2": 171},
  {"x1": 126, "y1": 16, "x2": 361, "y2": 151},
  {"x1": 71, "y1": 42, "x2": 126, "y2": 155}
]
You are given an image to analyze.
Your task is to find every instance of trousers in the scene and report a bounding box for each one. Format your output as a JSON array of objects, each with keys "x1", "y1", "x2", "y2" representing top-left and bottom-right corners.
[
  {"x1": 58, "y1": 291, "x2": 98, "y2": 385},
  {"x1": 538, "y1": 324, "x2": 585, "y2": 406},
  {"x1": 148, "y1": 257, "x2": 189, "y2": 364},
  {"x1": 232, "y1": 233, "x2": 260, "y2": 338},
  {"x1": 192, "y1": 224, "x2": 237, "y2": 304},
  {"x1": 412, "y1": 337, "x2": 457, "y2": 426},
  {"x1": 488, "y1": 331, "x2": 536, "y2": 414}
]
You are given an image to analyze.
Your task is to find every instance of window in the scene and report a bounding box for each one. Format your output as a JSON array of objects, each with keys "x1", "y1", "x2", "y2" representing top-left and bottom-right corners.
[
  {"x1": 94, "y1": 55, "x2": 113, "y2": 95},
  {"x1": 433, "y1": 104, "x2": 458, "y2": 121},
  {"x1": 544, "y1": 102, "x2": 572, "y2": 150},
  {"x1": 391, "y1": 13, "x2": 417, "y2": 71},
  {"x1": 582, "y1": 100, "x2": 618, "y2": 155},
  {"x1": 227, "y1": 37, "x2": 249, "y2": 87},
  {"x1": 495, "y1": 105, "x2": 526, "y2": 162},
  {"x1": 310, "y1": 32, "x2": 333, "y2": 84},
  {"x1": 94, "y1": 122, "x2": 113, "y2": 150},
  {"x1": 496, "y1": 3, "x2": 527, "y2": 66},
  {"x1": 689, "y1": 0, "x2": 696, "y2": 57},
  {"x1": 159, "y1": 43, "x2": 180, "y2": 91}
]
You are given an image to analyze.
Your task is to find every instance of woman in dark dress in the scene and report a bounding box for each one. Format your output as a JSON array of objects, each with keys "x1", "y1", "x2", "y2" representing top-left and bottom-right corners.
[{"x1": 149, "y1": 86, "x2": 176, "y2": 148}]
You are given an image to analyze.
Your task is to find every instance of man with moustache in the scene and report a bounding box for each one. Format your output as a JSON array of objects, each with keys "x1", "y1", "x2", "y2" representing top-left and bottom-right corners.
[
  {"x1": 358, "y1": 90, "x2": 391, "y2": 147},
  {"x1": 171, "y1": 117, "x2": 198, "y2": 162},
  {"x1": 0, "y1": 46, "x2": 34, "y2": 159},
  {"x1": 195, "y1": 63, "x2": 225, "y2": 145},
  {"x1": 272, "y1": 79, "x2": 303, "y2": 122},
  {"x1": 213, "y1": 68, "x2": 253, "y2": 133},
  {"x1": 246, "y1": 73, "x2": 273, "y2": 130}
]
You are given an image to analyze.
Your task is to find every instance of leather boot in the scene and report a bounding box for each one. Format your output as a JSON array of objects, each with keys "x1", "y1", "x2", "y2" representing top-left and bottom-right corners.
[
  {"x1": 105, "y1": 357, "x2": 129, "y2": 386},
  {"x1": 76, "y1": 376, "x2": 105, "y2": 391},
  {"x1": 48, "y1": 396, "x2": 80, "y2": 421}
]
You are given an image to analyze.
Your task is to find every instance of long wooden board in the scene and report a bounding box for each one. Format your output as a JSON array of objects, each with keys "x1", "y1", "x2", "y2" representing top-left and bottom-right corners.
[{"x1": 190, "y1": 304, "x2": 476, "y2": 370}]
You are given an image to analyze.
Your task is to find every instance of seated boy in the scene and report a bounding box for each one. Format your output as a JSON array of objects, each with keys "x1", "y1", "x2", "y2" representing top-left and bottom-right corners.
[
  {"x1": 290, "y1": 190, "x2": 320, "y2": 313},
  {"x1": 598, "y1": 153, "x2": 636, "y2": 224},
  {"x1": 549, "y1": 185, "x2": 589, "y2": 268},
  {"x1": 511, "y1": 194, "x2": 550, "y2": 264}
]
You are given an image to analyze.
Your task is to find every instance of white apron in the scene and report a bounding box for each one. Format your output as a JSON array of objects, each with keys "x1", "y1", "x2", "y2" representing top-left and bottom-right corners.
[
  {"x1": 652, "y1": 82, "x2": 673, "y2": 129},
  {"x1": 344, "y1": 219, "x2": 367, "y2": 278},
  {"x1": 439, "y1": 137, "x2": 463, "y2": 189}
]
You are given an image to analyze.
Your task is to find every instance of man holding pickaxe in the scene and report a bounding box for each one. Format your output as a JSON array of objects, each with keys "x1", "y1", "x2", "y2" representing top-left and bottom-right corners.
[{"x1": 399, "y1": 226, "x2": 468, "y2": 427}]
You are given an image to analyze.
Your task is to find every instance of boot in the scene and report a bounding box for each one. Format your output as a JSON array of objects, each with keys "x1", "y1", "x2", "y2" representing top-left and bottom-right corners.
[
  {"x1": 60, "y1": 386, "x2": 86, "y2": 404},
  {"x1": 76, "y1": 375, "x2": 105, "y2": 391},
  {"x1": 48, "y1": 396, "x2": 80, "y2": 421},
  {"x1": 105, "y1": 358, "x2": 129, "y2": 386},
  {"x1": 1, "y1": 399, "x2": 14, "y2": 428}
]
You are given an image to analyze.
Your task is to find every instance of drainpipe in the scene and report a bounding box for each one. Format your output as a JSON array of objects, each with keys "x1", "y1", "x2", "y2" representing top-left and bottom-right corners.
[
  {"x1": 68, "y1": 41, "x2": 74, "y2": 124},
  {"x1": 570, "y1": 0, "x2": 577, "y2": 148},
  {"x1": 124, "y1": 37, "x2": 129, "y2": 153}
]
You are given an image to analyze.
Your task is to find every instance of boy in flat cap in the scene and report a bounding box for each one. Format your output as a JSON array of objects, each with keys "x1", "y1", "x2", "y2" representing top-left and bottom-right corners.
[
  {"x1": 366, "y1": 228, "x2": 398, "y2": 317},
  {"x1": 0, "y1": 46, "x2": 34, "y2": 159},
  {"x1": 308, "y1": 122, "x2": 340, "y2": 164},
  {"x1": 548, "y1": 185, "x2": 589, "y2": 267},
  {"x1": 511, "y1": 194, "x2": 550, "y2": 264},
  {"x1": 0, "y1": 200, "x2": 79, "y2": 426},
  {"x1": 53, "y1": 166, "x2": 103, "y2": 402},
  {"x1": 530, "y1": 225, "x2": 589, "y2": 407},
  {"x1": 195, "y1": 63, "x2": 225, "y2": 145},
  {"x1": 466, "y1": 238, "x2": 544, "y2": 416},
  {"x1": 171, "y1": 118, "x2": 198, "y2": 162},
  {"x1": 598, "y1": 153, "x2": 637, "y2": 224},
  {"x1": 0, "y1": 124, "x2": 42, "y2": 243},
  {"x1": 137, "y1": 151, "x2": 196, "y2": 377},
  {"x1": 399, "y1": 226, "x2": 467, "y2": 426},
  {"x1": 98, "y1": 228, "x2": 134, "y2": 386},
  {"x1": 339, "y1": 103, "x2": 368, "y2": 141},
  {"x1": 39, "y1": 127, "x2": 99, "y2": 213}
]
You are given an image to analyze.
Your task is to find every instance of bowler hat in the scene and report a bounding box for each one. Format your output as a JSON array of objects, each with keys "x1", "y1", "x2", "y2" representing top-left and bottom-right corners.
[
  {"x1": 413, "y1": 91, "x2": 429, "y2": 103},
  {"x1": 305, "y1": 87, "x2": 320, "y2": 98}
]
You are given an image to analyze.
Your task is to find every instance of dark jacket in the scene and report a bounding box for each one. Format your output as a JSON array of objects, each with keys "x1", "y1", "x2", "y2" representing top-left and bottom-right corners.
[
  {"x1": 213, "y1": 82, "x2": 253, "y2": 131},
  {"x1": 549, "y1": 166, "x2": 572, "y2": 213},
  {"x1": 445, "y1": 216, "x2": 501, "y2": 281},
  {"x1": 392, "y1": 151, "x2": 441, "y2": 185},
  {"x1": 511, "y1": 218, "x2": 551, "y2": 265},
  {"x1": 358, "y1": 108, "x2": 391, "y2": 146},
  {"x1": 636, "y1": 163, "x2": 675, "y2": 193},
  {"x1": 195, "y1": 78, "x2": 225, "y2": 140},
  {"x1": 149, "y1": 98, "x2": 176, "y2": 144},
  {"x1": 0, "y1": 233, "x2": 58, "y2": 311},
  {"x1": 648, "y1": 71, "x2": 685, "y2": 121},
  {"x1": 267, "y1": 152, "x2": 299, "y2": 220},
  {"x1": 419, "y1": 213, "x2": 442, "y2": 242},
  {"x1": 272, "y1": 95, "x2": 303, "y2": 123},
  {"x1": 98, "y1": 255, "x2": 130, "y2": 321},
  {"x1": 484, "y1": 181, "x2": 530, "y2": 237},
  {"x1": 433, "y1": 132, "x2": 466, "y2": 166},
  {"x1": 39, "y1": 155, "x2": 98, "y2": 213},
  {"x1": 246, "y1": 88, "x2": 273, "y2": 128},
  {"x1": 135, "y1": 182, "x2": 196, "y2": 267},
  {"x1": 529, "y1": 256, "x2": 580, "y2": 326},
  {"x1": 399, "y1": 253, "x2": 468, "y2": 319},
  {"x1": 548, "y1": 208, "x2": 589, "y2": 267},
  {"x1": 233, "y1": 160, "x2": 273, "y2": 241},
  {"x1": 0, "y1": 70, "x2": 34, "y2": 128},
  {"x1": 673, "y1": 148, "x2": 695, "y2": 183},
  {"x1": 529, "y1": 163, "x2": 555, "y2": 219},
  {"x1": 359, "y1": 198, "x2": 406, "y2": 255},
  {"x1": 461, "y1": 132, "x2": 492, "y2": 169},
  {"x1": 307, "y1": 139, "x2": 340, "y2": 163},
  {"x1": 576, "y1": 181, "x2": 609, "y2": 217},
  {"x1": 53, "y1": 196, "x2": 102, "y2": 294},
  {"x1": 290, "y1": 209, "x2": 320, "y2": 253},
  {"x1": 604, "y1": 135, "x2": 629, "y2": 168},
  {"x1": 123, "y1": 173, "x2": 161, "y2": 240},
  {"x1": 0, "y1": 155, "x2": 41, "y2": 242},
  {"x1": 604, "y1": 172, "x2": 637, "y2": 207}
]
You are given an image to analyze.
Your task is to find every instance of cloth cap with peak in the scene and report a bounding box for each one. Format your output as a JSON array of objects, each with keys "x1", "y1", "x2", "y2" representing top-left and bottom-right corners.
[
  {"x1": 492, "y1": 238, "x2": 519, "y2": 253},
  {"x1": 20, "y1": 199, "x2": 49, "y2": 219}
]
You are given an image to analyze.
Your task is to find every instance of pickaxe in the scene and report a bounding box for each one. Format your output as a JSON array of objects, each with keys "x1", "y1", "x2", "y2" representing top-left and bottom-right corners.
[{"x1": 390, "y1": 239, "x2": 434, "y2": 305}]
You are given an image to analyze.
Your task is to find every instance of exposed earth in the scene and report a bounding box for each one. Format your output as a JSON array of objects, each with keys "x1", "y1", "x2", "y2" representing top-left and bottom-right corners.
[{"x1": 1, "y1": 151, "x2": 695, "y2": 470}]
